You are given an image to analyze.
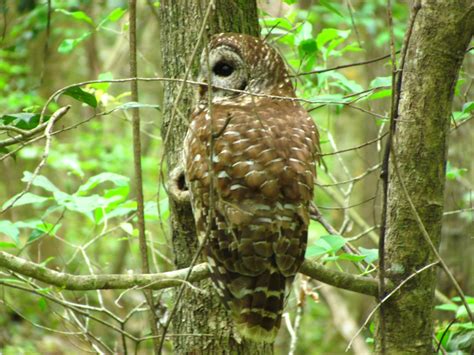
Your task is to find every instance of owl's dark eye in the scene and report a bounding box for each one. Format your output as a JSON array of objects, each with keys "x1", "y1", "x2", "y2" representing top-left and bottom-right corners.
[{"x1": 213, "y1": 61, "x2": 234, "y2": 77}]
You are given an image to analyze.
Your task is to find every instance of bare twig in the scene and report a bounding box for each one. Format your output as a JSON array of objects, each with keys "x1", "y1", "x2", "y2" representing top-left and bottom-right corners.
[{"x1": 295, "y1": 52, "x2": 398, "y2": 77}]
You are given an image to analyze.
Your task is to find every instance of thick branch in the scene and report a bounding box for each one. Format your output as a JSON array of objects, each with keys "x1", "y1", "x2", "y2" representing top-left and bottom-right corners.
[{"x1": 0, "y1": 251, "x2": 381, "y2": 296}]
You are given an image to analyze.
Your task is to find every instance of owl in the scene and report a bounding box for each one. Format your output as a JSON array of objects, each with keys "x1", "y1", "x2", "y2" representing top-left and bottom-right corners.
[{"x1": 183, "y1": 33, "x2": 319, "y2": 343}]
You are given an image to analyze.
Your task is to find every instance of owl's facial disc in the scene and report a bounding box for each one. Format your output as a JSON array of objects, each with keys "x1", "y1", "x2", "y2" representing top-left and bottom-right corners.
[{"x1": 199, "y1": 45, "x2": 248, "y2": 100}]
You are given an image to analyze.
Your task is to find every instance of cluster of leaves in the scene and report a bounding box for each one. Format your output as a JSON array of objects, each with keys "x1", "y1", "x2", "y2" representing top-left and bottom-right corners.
[{"x1": 435, "y1": 297, "x2": 474, "y2": 353}]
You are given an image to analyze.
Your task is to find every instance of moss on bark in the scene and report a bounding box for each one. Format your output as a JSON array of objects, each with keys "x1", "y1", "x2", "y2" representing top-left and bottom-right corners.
[{"x1": 375, "y1": 1, "x2": 473, "y2": 353}]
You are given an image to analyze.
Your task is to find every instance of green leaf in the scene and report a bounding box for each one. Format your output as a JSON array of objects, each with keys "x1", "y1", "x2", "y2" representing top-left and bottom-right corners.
[
  {"x1": 337, "y1": 253, "x2": 367, "y2": 262},
  {"x1": 462, "y1": 101, "x2": 474, "y2": 113},
  {"x1": 0, "y1": 113, "x2": 51, "y2": 130},
  {"x1": 0, "y1": 241, "x2": 18, "y2": 249},
  {"x1": 368, "y1": 89, "x2": 392, "y2": 100},
  {"x1": 456, "y1": 304, "x2": 474, "y2": 320},
  {"x1": 22, "y1": 172, "x2": 60, "y2": 193},
  {"x1": 27, "y1": 222, "x2": 61, "y2": 243},
  {"x1": 446, "y1": 162, "x2": 467, "y2": 180},
  {"x1": 299, "y1": 39, "x2": 318, "y2": 55},
  {"x1": 55, "y1": 9, "x2": 94, "y2": 25},
  {"x1": 63, "y1": 86, "x2": 97, "y2": 108},
  {"x1": 452, "y1": 111, "x2": 469, "y2": 121},
  {"x1": 451, "y1": 296, "x2": 474, "y2": 304},
  {"x1": 370, "y1": 76, "x2": 392, "y2": 88},
  {"x1": 435, "y1": 304, "x2": 458, "y2": 312},
  {"x1": 0, "y1": 220, "x2": 20, "y2": 245},
  {"x1": 77, "y1": 173, "x2": 129, "y2": 195},
  {"x1": 2, "y1": 192, "x2": 50, "y2": 209},
  {"x1": 37, "y1": 297, "x2": 48, "y2": 312},
  {"x1": 58, "y1": 32, "x2": 91, "y2": 54},
  {"x1": 306, "y1": 234, "x2": 346, "y2": 257},
  {"x1": 359, "y1": 247, "x2": 379, "y2": 263},
  {"x1": 89, "y1": 72, "x2": 114, "y2": 91},
  {"x1": 97, "y1": 8, "x2": 126, "y2": 29}
]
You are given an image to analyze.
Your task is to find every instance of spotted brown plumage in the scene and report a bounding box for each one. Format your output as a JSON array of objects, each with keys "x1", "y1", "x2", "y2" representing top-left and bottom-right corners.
[{"x1": 184, "y1": 33, "x2": 319, "y2": 343}]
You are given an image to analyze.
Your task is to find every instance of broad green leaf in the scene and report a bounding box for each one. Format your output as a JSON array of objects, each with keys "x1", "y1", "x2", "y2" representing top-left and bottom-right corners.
[
  {"x1": 446, "y1": 162, "x2": 467, "y2": 180},
  {"x1": 0, "y1": 113, "x2": 47, "y2": 130},
  {"x1": 337, "y1": 253, "x2": 367, "y2": 262},
  {"x1": 22, "y1": 172, "x2": 60, "y2": 193},
  {"x1": 37, "y1": 297, "x2": 48, "y2": 312},
  {"x1": 327, "y1": 72, "x2": 364, "y2": 93},
  {"x1": 97, "y1": 8, "x2": 126, "y2": 29},
  {"x1": 359, "y1": 247, "x2": 379, "y2": 263},
  {"x1": 320, "y1": 234, "x2": 346, "y2": 252},
  {"x1": 55, "y1": 9, "x2": 94, "y2": 25},
  {"x1": 99, "y1": 201, "x2": 136, "y2": 223},
  {"x1": 435, "y1": 304, "x2": 458, "y2": 312},
  {"x1": 63, "y1": 86, "x2": 97, "y2": 108},
  {"x1": 58, "y1": 32, "x2": 92, "y2": 54},
  {"x1": 456, "y1": 304, "x2": 474, "y2": 320},
  {"x1": 368, "y1": 89, "x2": 392, "y2": 100},
  {"x1": 453, "y1": 111, "x2": 469, "y2": 121},
  {"x1": 77, "y1": 173, "x2": 129, "y2": 194},
  {"x1": 0, "y1": 220, "x2": 20, "y2": 245},
  {"x1": 462, "y1": 101, "x2": 474, "y2": 113},
  {"x1": 316, "y1": 28, "x2": 349, "y2": 49},
  {"x1": 299, "y1": 39, "x2": 318, "y2": 55},
  {"x1": 306, "y1": 234, "x2": 346, "y2": 257},
  {"x1": 89, "y1": 72, "x2": 114, "y2": 91},
  {"x1": 295, "y1": 22, "x2": 313, "y2": 45},
  {"x1": 28, "y1": 222, "x2": 61, "y2": 243},
  {"x1": 451, "y1": 296, "x2": 474, "y2": 304},
  {"x1": 2, "y1": 192, "x2": 50, "y2": 209},
  {"x1": 370, "y1": 76, "x2": 392, "y2": 88},
  {"x1": 0, "y1": 241, "x2": 17, "y2": 249}
]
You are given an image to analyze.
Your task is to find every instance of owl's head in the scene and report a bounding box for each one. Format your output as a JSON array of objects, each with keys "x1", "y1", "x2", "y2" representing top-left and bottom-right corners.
[{"x1": 198, "y1": 33, "x2": 294, "y2": 102}]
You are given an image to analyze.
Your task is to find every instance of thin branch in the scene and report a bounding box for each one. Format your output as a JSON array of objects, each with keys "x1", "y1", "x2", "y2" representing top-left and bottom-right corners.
[
  {"x1": 295, "y1": 51, "x2": 398, "y2": 77},
  {"x1": 128, "y1": 1, "x2": 160, "y2": 351}
]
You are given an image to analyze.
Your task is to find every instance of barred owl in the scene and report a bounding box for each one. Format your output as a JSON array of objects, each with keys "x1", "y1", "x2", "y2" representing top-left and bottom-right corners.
[{"x1": 184, "y1": 33, "x2": 319, "y2": 343}]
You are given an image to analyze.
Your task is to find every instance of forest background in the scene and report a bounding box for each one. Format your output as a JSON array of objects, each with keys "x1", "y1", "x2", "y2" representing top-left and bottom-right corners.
[{"x1": 0, "y1": 0, "x2": 472, "y2": 354}]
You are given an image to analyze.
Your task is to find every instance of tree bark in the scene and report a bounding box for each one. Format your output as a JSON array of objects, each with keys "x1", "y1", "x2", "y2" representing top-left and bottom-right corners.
[
  {"x1": 376, "y1": 1, "x2": 473, "y2": 353},
  {"x1": 158, "y1": 1, "x2": 271, "y2": 353}
]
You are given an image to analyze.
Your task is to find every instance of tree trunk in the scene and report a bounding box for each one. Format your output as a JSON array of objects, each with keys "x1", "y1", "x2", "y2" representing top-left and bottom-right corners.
[
  {"x1": 376, "y1": 1, "x2": 473, "y2": 353},
  {"x1": 158, "y1": 1, "x2": 271, "y2": 353}
]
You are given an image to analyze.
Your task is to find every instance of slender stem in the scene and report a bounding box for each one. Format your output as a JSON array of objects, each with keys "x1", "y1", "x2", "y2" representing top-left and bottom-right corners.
[{"x1": 128, "y1": 1, "x2": 160, "y2": 352}]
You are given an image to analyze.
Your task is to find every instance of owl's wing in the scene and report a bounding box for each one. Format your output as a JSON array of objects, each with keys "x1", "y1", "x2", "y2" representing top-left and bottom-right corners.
[{"x1": 184, "y1": 97, "x2": 319, "y2": 342}]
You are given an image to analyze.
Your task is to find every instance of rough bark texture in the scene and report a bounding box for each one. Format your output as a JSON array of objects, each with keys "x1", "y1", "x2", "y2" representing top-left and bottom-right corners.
[
  {"x1": 375, "y1": 1, "x2": 473, "y2": 353},
  {"x1": 158, "y1": 1, "x2": 271, "y2": 353}
]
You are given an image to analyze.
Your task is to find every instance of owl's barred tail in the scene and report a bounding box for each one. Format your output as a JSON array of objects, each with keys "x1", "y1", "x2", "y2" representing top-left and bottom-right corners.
[{"x1": 228, "y1": 269, "x2": 286, "y2": 343}]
